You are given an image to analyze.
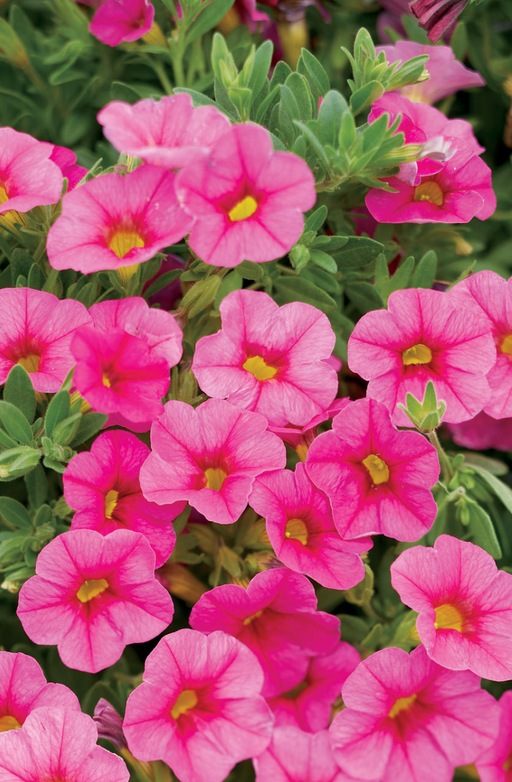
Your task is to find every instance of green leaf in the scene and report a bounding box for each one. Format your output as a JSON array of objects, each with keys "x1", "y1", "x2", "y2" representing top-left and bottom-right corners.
[
  {"x1": 284, "y1": 72, "x2": 314, "y2": 121},
  {"x1": 70, "y1": 414, "x2": 109, "y2": 448},
  {"x1": 143, "y1": 269, "x2": 182, "y2": 300},
  {"x1": 290, "y1": 244, "x2": 311, "y2": 272},
  {"x1": 246, "y1": 39, "x2": 273, "y2": 102},
  {"x1": 471, "y1": 466, "x2": 512, "y2": 516},
  {"x1": 0, "y1": 446, "x2": 40, "y2": 480},
  {"x1": 317, "y1": 90, "x2": 348, "y2": 146},
  {"x1": 0, "y1": 498, "x2": 32, "y2": 530},
  {"x1": 350, "y1": 80, "x2": 384, "y2": 116},
  {"x1": 309, "y1": 249, "x2": 337, "y2": 274},
  {"x1": 214, "y1": 271, "x2": 243, "y2": 308},
  {"x1": 4, "y1": 365, "x2": 36, "y2": 424},
  {"x1": 274, "y1": 277, "x2": 336, "y2": 312},
  {"x1": 111, "y1": 81, "x2": 143, "y2": 103},
  {"x1": 297, "y1": 48, "x2": 330, "y2": 99},
  {"x1": 346, "y1": 282, "x2": 384, "y2": 313},
  {"x1": 411, "y1": 250, "x2": 437, "y2": 289},
  {"x1": 0, "y1": 401, "x2": 33, "y2": 446},
  {"x1": 304, "y1": 205, "x2": 328, "y2": 234},
  {"x1": 234, "y1": 260, "x2": 263, "y2": 280},
  {"x1": 51, "y1": 413, "x2": 82, "y2": 446},
  {"x1": 467, "y1": 500, "x2": 502, "y2": 559},
  {"x1": 186, "y1": 0, "x2": 236, "y2": 46},
  {"x1": 334, "y1": 236, "x2": 384, "y2": 268},
  {"x1": 45, "y1": 391, "x2": 70, "y2": 439},
  {"x1": 25, "y1": 464, "x2": 48, "y2": 509}
]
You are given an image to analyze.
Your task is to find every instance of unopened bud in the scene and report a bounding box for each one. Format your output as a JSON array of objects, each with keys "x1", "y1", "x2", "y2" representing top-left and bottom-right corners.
[
  {"x1": 94, "y1": 699, "x2": 127, "y2": 750},
  {"x1": 158, "y1": 562, "x2": 207, "y2": 604},
  {"x1": 142, "y1": 21, "x2": 168, "y2": 48}
]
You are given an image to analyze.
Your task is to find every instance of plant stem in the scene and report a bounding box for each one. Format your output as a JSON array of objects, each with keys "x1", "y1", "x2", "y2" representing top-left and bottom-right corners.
[{"x1": 427, "y1": 429, "x2": 453, "y2": 483}]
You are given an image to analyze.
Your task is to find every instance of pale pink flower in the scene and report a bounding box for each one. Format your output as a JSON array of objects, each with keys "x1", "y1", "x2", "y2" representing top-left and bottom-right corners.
[
  {"x1": 477, "y1": 691, "x2": 512, "y2": 782},
  {"x1": 90, "y1": 0, "x2": 154, "y2": 46},
  {"x1": 50, "y1": 145, "x2": 87, "y2": 189},
  {"x1": 255, "y1": 727, "x2": 357, "y2": 782},
  {"x1": 0, "y1": 128, "x2": 63, "y2": 217},
  {"x1": 448, "y1": 412, "x2": 512, "y2": 451}
]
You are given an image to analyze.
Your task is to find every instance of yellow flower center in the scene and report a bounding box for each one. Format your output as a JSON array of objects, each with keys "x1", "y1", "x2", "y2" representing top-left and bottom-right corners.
[
  {"x1": 434, "y1": 603, "x2": 464, "y2": 632},
  {"x1": 76, "y1": 579, "x2": 109, "y2": 603},
  {"x1": 102, "y1": 373, "x2": 112, "y2": 388},
  {"x1": 402, "y1": 343, "x2": 432, "y2": 366},
  {"x1": 501, "y1": 335, "x2": 512, "y2": 355},
  {"x1": 0, "y1": 715, "x2": 21, "y2": 733},
  {"x1": 296, "y1": 443, "x2": 309, "y2": 462},
  {"x1": 17, "y1": 354, "x2": 40, "y2": 373},
  {"x1": 243, "y1": 355, "x2": 277, "y2": 381},
  {"x1": 171, "y1": 689, "x2": 198, "y2": 720},
  {"x1": 362, "y1": 454, "x2": 390, "y2": 485},
  {"x1": 105, "y1": 490, "x2": 119, "y2": 519},
  {"x1": 228, "y1": 195, "x2": 258, "y2": 222},
  {"x1": 413, "y1": 181, "x2": 444, "y2": 206},
  {"x1": 243, "y1": 610, "x2": 264, "y2": 626},
  {"x1": 108, "y1": 229, "x2": 145, "y2": 259},
  {"x1": 116, "y1": 263, "x2": 140, "y2": 286},
  {"x1": 204, "y1": 467, "x2": 227, "y2": 492},
  {"x1": 388, "y1": 694, "x2": 417, "y2": 719},
  {"x1": 0, "y1": 185, "x2": 9, "y2": 204},
  {"x1": 284, "y1": 518, "x2": 309, "y2": 546},
  {"x1": 504, "y1": 758, "x2": 512, "y2": 772}
]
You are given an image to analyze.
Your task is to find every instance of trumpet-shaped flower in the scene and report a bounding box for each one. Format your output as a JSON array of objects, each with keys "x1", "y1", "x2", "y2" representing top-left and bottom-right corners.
[
  {"x1": 190, "y1": 568, "x2": 340, "y2": 697},
  {"x1": 330, "y1": 645, "x2": 500, "y2": 782},
  {"x1": 176, "y1": 123, "x2": 316, "y2": 266},
  {"x1": 476, "y1": 691, "x2": 512, "y2": 782},
  {"x1": 254, "y1": 727, "x2": 356, "y2": 782},
  {"x1": 448, "y1": 412, "x2": 512, "y2": 452},
  {"x1": 192, "y1": 290, "x2": 338, "y2": 427},
  {"x1": 123, "y1": 629, "x2": 273, "y2": 782},
  {"x1": 90, "y1": 0, "x2": 154, "y2": 46},
  {"x1": 391, "y1": 534, "x2": 512, "y2": 681},
  {"x1": 17, "y1": 528, "x2": 174, "y2": 673},
  {"x1": 347, "y1": 288, "x2": 497, "y2": 426},
  {"x1": 140, "y1": 398, "x2": 286, "y2": 525}
]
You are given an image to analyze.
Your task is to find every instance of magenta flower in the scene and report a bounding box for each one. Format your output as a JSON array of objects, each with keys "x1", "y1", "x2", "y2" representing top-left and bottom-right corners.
[
  {"x1": 0, "y1": 288, "x2": 91, "y2": 392},
  {"x1": 249, "y1": 464, "x2": 369, "y2": 589},
  {"x1": 347, "y1": 288, "x2": 497, "y2": 426},
  {"x1": 98, "y1": 93, "x2": 231, "y2": 169},
  {"x1": 448, "y1": 412, "x2": 512, "y2": 452},
  {"x1": 46, "y1": 165, "x2": 193, "y2": 275},
  {"x1": 64, "y1": 430, "x2": 184, "y2": 567},
  {"x1": 255, "y1": 727, "x2": 353, "y2": 782},
  {"x1": 17, "y1": 528, "x2": 174, "y2": 673},
  {"x1": 306, "y1": 398, "x2": 439, "y2": 541},
  {"x1": 270, "y1": 398, "x2": 350, "y2": 461},
  {"x1": 189, "y1": 569, "x2": 340, "y2": 697},
  {"x1": 330, "y1": 645, "x2": 500, "y2": 782},
  {"x1": 123, "y1": 629, "x2": 273, "y2": 782},
  {"x1": 410, "y1": 0, "x2": 470, "y2": 43},
  {"x1": 477, "y1": 691, "x2": 512, "y2": 782},
  {"x1": 192, "y1": 290, "x2": 338, "y2": 427},
  {"x1": 50, "y1": 145, "x2": 87, "y2": 189},
  {"x1": 0, "y1": 707, "x2": 129, "y2": 782},
  {"x1": 176, "y1": 123, "x2": 316, "y2": 267},
  {"x1": 89, "y1": 0, "x2": 154, "y2": 46},
  {"x1": 391, "y1": 534, "x2": 512, "y2": 681},
  {"x1": 140, "y1": 398, "x2": 286, "y2": 524}
]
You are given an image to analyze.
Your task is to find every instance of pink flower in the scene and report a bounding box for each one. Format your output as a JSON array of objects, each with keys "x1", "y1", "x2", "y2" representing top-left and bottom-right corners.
[
  {"x1": 97, "y1": 94, "x2": 231, "y2": 169},
  {"x1": 64, "y1": 430, "x2": 184, "y2": 567},
  {"x1": 0, "y1": 707, "x2": 129, "y2": 782},
  {"x1": 189, "y1": 568, "x2": 340, "y2": 697},
  {"x1": 249, "y1": 464, "x2": 369, "y2": 589},
  {"x1": 0, "y1": 652, "x2": 79, "y2": 734},
  {"x1": 17, "y1": 528, "x2": 174, "y2": 673},
  {"x1": 254, "y1": 727, "x2": 355, "y2": 782},
  {"x1": 448, "y1": 412, "x2": 512, "y2": 451},
  {"x1": 306, "y1": 398, "x2": 439, "y2": 540},
  {"x1": 175, "y1": 123, "x2": 316, "y2": 267},
  {"x1": 270, "y1": 398, "x2": 350, "y2": 461},
  {"x1": 476, "y1": 691, "x2": 512, "y2": 782},
  {"x1": 123, "y1": 629, "x2": 273, "y2": 782},
  {"x1": 46, "y1": 165, "x2": 193, "y2": 275},
  {"x1": 0, "y1": 287, "x2": 91, "y2": 392},
  {"x1": 330, "y1": 645, "x2": 500, "y2": 782},
  {"x1": 192, "y1": 290, "x2": 338, "y2": 427},
  {"x1": 90, "y1": 0, "x2": 154, "y2": 46},
  {"x1": 140, "y1": 398, "x2": 286, "y2": 524},
  {"x1": 391, "y1": 534, "x2": 512, "y2": 681},
  {"x1": 347, "y1": 288, "x2": 497, "y2": 426},
  {"x1": 410, "y1": 0, "x2": 470, "y2": 43},
  {"x1": 50, "y1": 145, "x2": 87, "y2": 189},
  {"x1": 143, "y1": 253, "x2": 184, "y2": 310}
]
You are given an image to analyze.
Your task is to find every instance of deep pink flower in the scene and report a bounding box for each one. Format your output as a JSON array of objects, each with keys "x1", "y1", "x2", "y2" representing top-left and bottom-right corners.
[
  {"x1": 97, "y1": 93, "x2": 231, "y2": 169},
  {"x1": 254, "y1": 727, "x2": 354, "y2": 782},
  {"x1": 176, "y1": 123, "x2": 316, "y2": 267},
  {"x1": 0, "y1": 287, "x2": 91, "y2": 392},
  {"x1": 189, "y1": 568, "x2": 340, "y2": 697},
  {"x1": 17, "y1": 528, "x2": 174, "y2": 673},
  {"x1": 192, "y1": 290, "x2": 338, "y2": 427},
  {"x1": 123, "y1": 629, "x2": 273, "y2": 782},
  {"x1": 50, "y1": 145, "x2": 87, "y2": 189},
  {"x1": 347, "y1": 287, "x2": 497, "y2": 426},
  {"x1": 270, "y1": 398, "x2": 350, "y2": 461},
  {"x1": 448, "y1": 412, "x2": 512, "y2": 451},
  {"x1": 64, "y1": 430, "x2": 183, "y2": 567},
  {"x1": 140, "y1": 398, "x2": 286, "y2": 525},
  {"x1": 410, "y1": 0, "x2": 469, "y2": 43},
  {"x1": 330, "y1": 645, "x2": 500, "y2": 782},
  {"x1": 90, "y1": 0, "x2": 154, "y2": 46},
  {"x1": 143, "y1": 253, "x2": 185, "y2": 310},
  {"x1": 46, "y1": 165, "x2": 193, "y2": 275},
  {"x1": 391, "y1": 534, "x2": 512, "y2": 681},
  {"x1": 249, "y1": 464, "x2": 369, "y2": 589},
  {"x1": 477, "y1": 691, "x2": 512, "y2": 782}
]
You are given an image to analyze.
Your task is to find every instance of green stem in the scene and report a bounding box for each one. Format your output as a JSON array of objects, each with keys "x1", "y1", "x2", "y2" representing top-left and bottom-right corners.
[
  {"x1": 152, "y1": 60, "x2": 174, "y2": 94},
  {"x1": 427, "y1": 430, "x2": 453, "y2": 483}
]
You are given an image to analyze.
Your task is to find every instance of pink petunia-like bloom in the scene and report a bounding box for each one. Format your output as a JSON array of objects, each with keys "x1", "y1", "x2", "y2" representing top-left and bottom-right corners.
[
  {"x1": 50, "y1": 145, "x2": 87, "y2": 189},
  {"x1": 249, "y1": 464, "x2": 370, "y2": 590},
  {"x1": 90, "y1": 0, "x2": 154, "y2": 46},
  {"x1": 391, "y1": 534, "x2": 512, "y2": 681},
  {"x1": 46, "y1": 165, "x2": 193, "y2": 276},
  {"x1": 175, "y1": 123, "x2": 316, "y2": 267},
  {"x1": 192, "y1": 290, "x2": 338, "y2": 427},
  {"x1": 411, "y1": 0, "x2": 469, "y2": 43},
  {"x1": 347, "y1": 287, "x2": 497, "y2": 426},
  {"x1": 270, "y1": 398, "x2": 350, "y2": 462},
  {"x1": 448, "y1": 412, "x2": 512, "y2": 451},
  {"x1": 330, "y1": 644, "x2": 500, "y2": 782},
  {"x1": 189, "y1": 568, "x2": 340, "y2": 697},
  {"x1": 306, "y1": 398, "x2": 439, "y2": 541},
  {"x1": 17, "y1": 528, "x2": 174, "y2": 673},
  {"x1": 123, "y1": 629, "x2": 273, "y2": 782},
  {"x1": 0, "y1": 707, "x2": 129, "y2": 782},
  {"x1": 98, "y1": 93, "x2": 231, "y2": 169},
  {"x1": 0, "y1": 287, "x2": 91, "y2": 392},
  {"x1": 0, "y1": 652, "x2": 79, "y2": 734},
  {"x1": 140, "y1": 398, "x2": 286, "y2": 524},
  {"x1": 476, "y1": 691, "x2": 512, "y2": 782},
  {"x1": 64, "y1": 430, "x2": 184, "y2": 567},
  {"x1": 255, "y1": 727, "x2": 356, "y2": 782}
]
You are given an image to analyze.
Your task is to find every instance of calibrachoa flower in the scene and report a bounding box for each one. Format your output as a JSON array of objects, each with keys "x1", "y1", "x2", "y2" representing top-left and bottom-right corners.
[
  {"x1": 254, "y1": 727, "x2": 355, "y2": 782},
  {"x1": 89, "y1": 0, "x2": 154, "y2": 46},
  {"x1": 0, "y1": 652, "x2": 79, "y2": 733},
  {"x1": 17, "y1": 528, "x2": 174, "y2": 673},
  {"x1": 270, "y1": 398, "x2": 350, "y2": 462},
  {"x1": 0, "y1": 707, "x2": 129, "y2": 782},
  {"x1": 46, "y1": 165, "x2": 193, "y2": 277},
  {"x1": 411, "y1": 0, "x2": 470, "y2": 43},
  {"x1": 391, "y1": 534, "x2": 512, "y2": 681},
  {"x1": 306, "y1": 398, "x2": 439, "y2": 540},
  {"x1": 189, "y1": 568, "x2": 340, "y2": 697},
  {"x1": 0, "y1": 287, "x2": 92, "y2": 392},
  {"x1": 476, "y1": 691, "x2": 512, "y2": 782},
  {"x1": 330, "y1": 645, "x2": 500, "y2": 782},
  {"x1": 98, "y1": 93, "x2": 231, "y2": 169},
  {"x1": 50, "y1": 145, "x2": 87, "y2": 189},
  {"x1": 347, "y1": 288, "x2": 497, "y2": 426},
  {"x1": 140, "y1": 398, "x2": 286, "y2": 524},
  {"x1": 64, "y1": 430, "x2": 183, "y2": 567},
  {"x1": 448, "y1": 412, "x2": 512, "y2": 451},
  {"x1": 175, "y1": 123, "x2": 316, "y2": 267},
  {"x1": 123, "y1": 629, "x2": 273, "y2": 782},
  {"x1": 192, "y1": 290, "x2": 338, "y2": 427},
  {"x1": 249, "y1": 464, "x2": 369, "y2": 589}
]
